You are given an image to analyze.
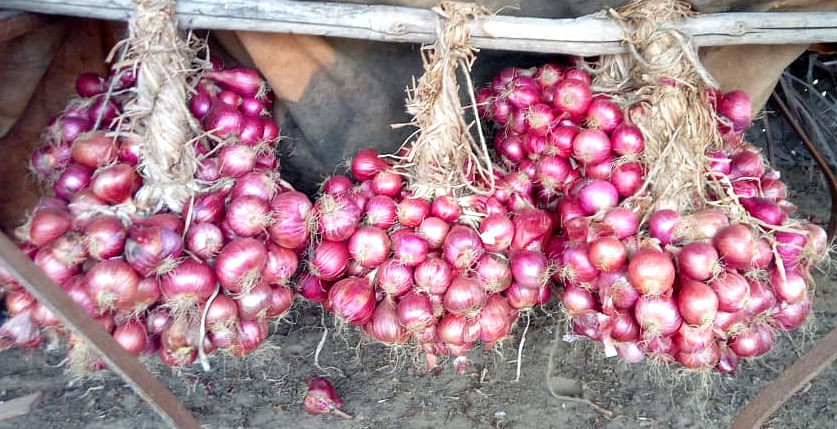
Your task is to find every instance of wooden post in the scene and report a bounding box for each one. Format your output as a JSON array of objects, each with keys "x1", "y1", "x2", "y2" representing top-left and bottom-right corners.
[{"x1": 0, "y1": 232, "x2": 200, "y2": 429}]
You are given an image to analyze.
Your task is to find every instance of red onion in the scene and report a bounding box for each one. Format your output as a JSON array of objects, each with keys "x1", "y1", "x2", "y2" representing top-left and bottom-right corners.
[
  {"x1": 588, "y1": 236, "x2": 627, "y2": 272},
  {"x1": 438, "y1": 313, "x2": 480, "y2": 346},
  {"x1": 728, "y1": 150, "x2": 764, "y2": 180},
  {"x1": 677, "y1": 242, "x2": 720, "y2": 281},
  {"x1": 87, "y1": 96, "x2": 120, "y2": 126},
  {"x1": 85, "y1": 260, "x2": 139, "y2": 312},
  {"x1": 297, "y1": 271, "x2": 330, "y2": 303},
  {"x1": 524, "y1": 104, "x2": 554, "y2": 136},
  {"x1": 374, "y1": 259, "x2": 412, "y2": 297},
  {"x1": 304, "y1": 377, "x2": 351, "y2": 419},
  {"x1": 709, "y1": 271, "x2": 750, "y2": 312},
  {"x1": 215, "y1": 237, "x2": 267, "y2": 294},
  {"x1": 205, "y1": 66, "x2": 264, "y2": 96},
  {"x1": 255, "y1": 148, "x2": 278, "y2": 170},
  {"x1": 536, "y1": 155, "x2": 572, "y2": 192},
  {"x1": 269, "y1": 191, "x2": 313, "y2": 249},
  {"x1": 585, "y1": 98, "x2": 623, "y2": 132},
  {"x1": 561, "y1": 243, "x2": 599, "y2": 283},
  {"x1": 551, "y1": 78, "x2": 592, "y2": 117},
  {"x1": 261, "y1": 118, "x2": 279, "y2": 142},
  {"x1": 195, "y1": 157, "x2": 220, "y2": 182},
  {"x1": 729, "y1": 324, "x2": 770, "y2": 358},
  {"x1": 585, "y1": 157, "x2": 613, "y2": 181},
  {"x1": 231, "y1": 171, "x2": 278, "y2": 201},
  {"x1": 740, "y1": 197, "x2": 787, "y2": 226},
  {"x1": 266, "y1": 284, "x2": 294, "y2": 318},
  {"x1": 124, "y1": 226, "x2": 183, "y2": 276},
  {"x1": 184, "y1": 223, "x2": 223, "y2": 259},
  {"x1": 317, "y1": 193, "x2": 361, "y2": 242},
  {"x1": 0, "y1": 311, "x2": 41, "y2": 350},
  {"x1": 599, "y1": 271, "x2": 639, "y2": 311},
  {"x1": 444, "y1": 276, "x2": 486, "y2": 317},
  {"x1": 262, "y1": 243, "x2": 298, "y2": 285},
  {"x1": 534, "y1": 63, "x2": 562, "y2": 89},
  {"x1": 90, "y1": 163, "x2": 137, "y2": 204},
  {"x1": 224, "y1": 195, "x2": 271, "y2": 237},
  {"x1": 635, "y1": 295, "x2": 682, "y2": 338},
  {"x1": 510, "y1": 250, "x2": 548, "y2": 289},
  {"x1": 184, "y1": 191, "x2": 226, "y2": 225},
  {"x1": 372, "y1": 170, "x2": 402, "y2": 197},
  {"x1": 113, "y1": 321, "x2": 148, "y2": 355},
  {"x1": 616, "y1": 341, "x2": 645, "y2": 363},
  {"x1": 564, "y1": 68, "x2": 591, "y2": 84},
  {"x1": 803, "y1": 223, "x2": 828, "y2": 260},
  {"x1": 232, "y1": 317, "x2": 269, "y2": 356},
  {"x1": 572, "y1": 310, "x2": 610, "y2": 341},
  {"x1": 576, "y1": 180, "x2": 618, "y2": 215},
  {"x1": 479, "y1": 295, "x2": 516, "y2": 346},
  {"x1": 683, "y1": 209, "x2": 730, "y2": 241},
  {"x1": 504, "y1": 282, "x2": 539, "y2": 310},
  {"x1": 610, "y1": 162, "x2": 643, "y2": 198},
  {"x1": 55, "y1": 115, "x2": 93, "y2": 144},
  {"x1": 475, "y1": 254, "x2": 513, "y2": 294},
  {"x1": 572, "y1": 129, "x2": 611, "y2": 165},
  {"x1": 392, "y1": 232, "x2": 428, "y2": 267},
  {"x1": 160, "y1": 258, "x2": 216, "y2": 308},
  {"x1": 364, "y1": 298, "x2": 408, "y2": 344},
  {"x1": 561, "y1": 285, "x2": 597, "y2": 316},
  {"x1": 131, "y1": 276, "x2": 161, "y2": 315},
  {"x1": 236, "y1": 282, "x2": 271, "y2": 320},
  {"x1": 676, "y1": 341, "x2": 720, "y2": 369},
  {"x1": 219, "y1": 144, "x2": 256, "y2": 177},
  {"x1": 33, "y1": 246, "x2": 80, "y2": 286},
  {"x1": 364, "y1": 195, "x2": 398, "y2": 229},
  {"x1": 321, "y1": 175, "x2": 353, "y2": 195},
  {"x1": 610, "y1": 312, "x2": 640, "y2": 342},
  {"x1": 678, "y1": 279, "x2": 719, "y2": 327},
  {"x1": 431, "y1": 195, "x2": 461, "y2": 222},
  {"x1": 53, "y1": 163, "x2": 93, "y2": 200},
  {"x1": 189, "y1": 88, "x2": 213, "y2": 119},
  {"x1": 718, "y1": 90, "x2": 752, "y2": 132},
  {"x1": 649, "y1": 210, "x2": 682, "y2": 245},
  {"x1": 775, "y1": 229, "x2": 807, "y2": 268},
  {"x1": 714, "y1": 224, "x2": 756, "y2": 270},
  {"x1": 311, "y1": 240, "x2": 349, "y2": 281},
  {"x1": 415, "y1": 217, "x2": 447, "y2": 250},
  {"x1": 744, "y1": 278, "x2": 776, "y2": 316},
  {"x1": 545, "y1": 125, "x2": 577, "y2": 158},
  {"x1": 237, "y1": 116, "x2": 264, "y2": 145},
  {"x1": 4, "y1": 291, "x2": 35, "y2": 315},
  {"x1": 773, "y1": 298, "x2": 811, "y2": 331},
  {"x1": 397, "y1": 198, "x2": 431, "y2": 228},
  {"x1": 351, "y1": 148, "x2": 388, "y2": 181},
  {"x1": 627, "y1": 248, "x2": 675, "y2": 296},
  {"x1": 414, "y1": 256, "x2": 454, "y2": 295},
  {"x1": 769, "y1": 267, "x2": 807, "y2": 304},
  {"x1": 511, "y1": 209, "x2": 553, "y2": 251},
  {"x1": 610, "y1": 124, "x2": 645, "y2": 156},
  {"x1": 495, "y1": 134, "x2": 526, "y2": 163},
  {"x1": 76, "y1": 72, "x2": 105, "y2": 96},
  {"x1": 477, "y1": 214, "x2": 513, "y2": 253},
  {"x1": 443, "y1": 225, "x2": 484, "y2": 270},
  {"x1": 601, "y1": 207, "x2": 639, "y2": 239},
  {"x1": 71, "y1": 132, "x2": 117, "y2": 168},
  {"x1": 27, "y1": 208, "x2": 73, "y2": 247},
  {"x1": 329, "y1": 277, "x2": 375, "y2": 325}
]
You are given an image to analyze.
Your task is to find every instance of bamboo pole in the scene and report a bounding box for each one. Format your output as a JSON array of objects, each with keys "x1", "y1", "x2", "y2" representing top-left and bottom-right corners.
[{"x1": 3, "y1": 0, "x2": 837, "y2": 55}]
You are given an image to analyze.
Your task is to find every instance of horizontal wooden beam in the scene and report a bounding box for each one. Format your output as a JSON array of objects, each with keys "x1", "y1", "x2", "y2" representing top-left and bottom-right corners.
[{"x1": 3, "y1": 1, "x2": 837, "y2": 55}]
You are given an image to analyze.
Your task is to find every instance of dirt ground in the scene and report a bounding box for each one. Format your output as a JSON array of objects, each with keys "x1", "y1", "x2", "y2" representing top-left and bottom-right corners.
[{"x1": 2, "y1": 120, "x2": 837, "y2": 429}]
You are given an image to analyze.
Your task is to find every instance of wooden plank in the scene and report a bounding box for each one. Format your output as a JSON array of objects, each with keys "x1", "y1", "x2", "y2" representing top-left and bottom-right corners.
[
  {"x1": 730, "y1": 326, "x2": 837, "y2": 429},
  {"x1": 0, "y1": 392, "x2": 43, "y2": 422},
  {"x1": 3, "y1": 1, "x2": 837, "y2": 55},
  {"x1": 0, "y1": 11, "x2": 54, "y2": 42},
  {"x1": 0, "y1": 232, "x2": 200, "y2": 429}
]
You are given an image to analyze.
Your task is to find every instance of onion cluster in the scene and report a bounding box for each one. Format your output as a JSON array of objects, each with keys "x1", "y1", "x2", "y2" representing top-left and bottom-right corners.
[
  {"x1": 2, "y1": 61, "x2": 295, "y2": 370},
  {"x1": 287, "y1": 144, "x2": 555, "y2": 374},
  {"x1": 479, "y1": 64, "x2": 825, "y2": 373}
]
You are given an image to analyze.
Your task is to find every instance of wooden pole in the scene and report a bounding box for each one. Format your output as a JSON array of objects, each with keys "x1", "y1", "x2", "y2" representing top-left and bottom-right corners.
[
  {"x1": 0, "y1": 232, "x2": 200, "y2": 429},
  {"x1": 3, "y1": 0, "x2": 837, "y2": 55}
]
